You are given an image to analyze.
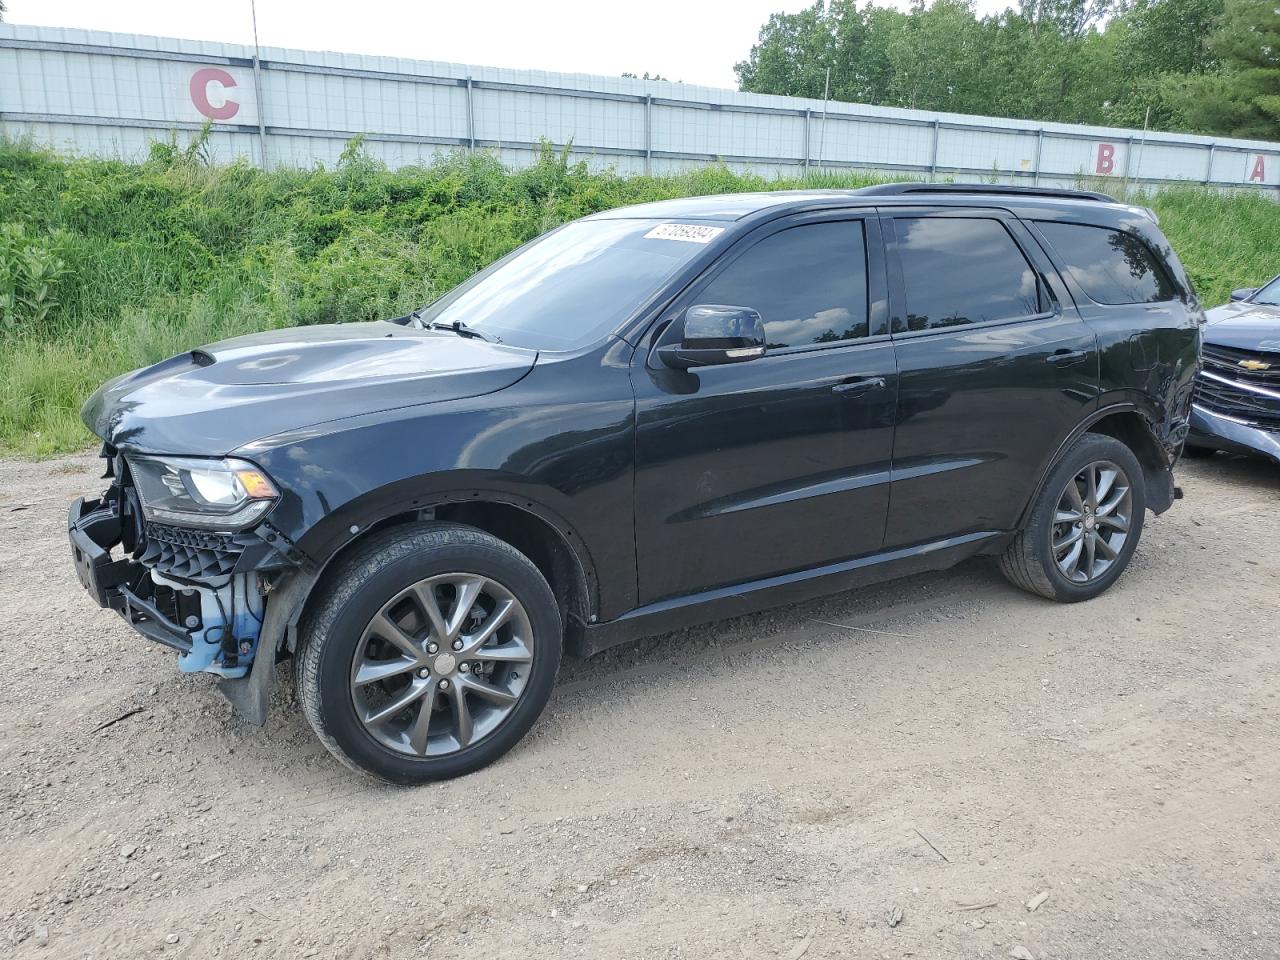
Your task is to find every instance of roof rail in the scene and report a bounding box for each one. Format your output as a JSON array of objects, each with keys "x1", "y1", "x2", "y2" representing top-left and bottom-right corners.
[{"x1": 857, "y1": 183, "x2": 1116, "y2": 203}]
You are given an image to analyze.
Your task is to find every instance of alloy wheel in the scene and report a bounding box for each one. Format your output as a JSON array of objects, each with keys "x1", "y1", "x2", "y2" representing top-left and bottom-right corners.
[
  {"x1": 1051, "y1": 459, "x2": 1133, "y2": 584},
  {"x1": 350, "y1": 573, "x2": 535, "y2": 758}
]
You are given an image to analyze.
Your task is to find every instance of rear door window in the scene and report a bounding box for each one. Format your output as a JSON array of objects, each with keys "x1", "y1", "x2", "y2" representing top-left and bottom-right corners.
[
  {"x1": 1035, "y1": 221, "x2": 1177, "y2": 305},
  {"x1": 893, "y1": 217, "x2": 1043, "y2": 332}
]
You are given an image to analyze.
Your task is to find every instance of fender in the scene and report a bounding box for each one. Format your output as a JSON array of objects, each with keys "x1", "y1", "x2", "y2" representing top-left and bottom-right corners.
[{"x1": 294, "y1": 477, "x2": 599, "y2": 609}]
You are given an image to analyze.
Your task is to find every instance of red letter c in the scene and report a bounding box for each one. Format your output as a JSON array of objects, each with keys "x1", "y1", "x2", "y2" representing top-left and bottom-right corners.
[{"x1": 190, "y1": 68, "x2": 239, "y2": 121}]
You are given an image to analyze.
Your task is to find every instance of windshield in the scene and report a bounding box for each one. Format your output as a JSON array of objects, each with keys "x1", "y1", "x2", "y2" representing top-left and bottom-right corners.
[
  {"x1": 414, "y1": 219, "x2": 720, "y2": 350},
  {"x1": 1252, "y1": 275, "x2": 1280, "y2": 306}
]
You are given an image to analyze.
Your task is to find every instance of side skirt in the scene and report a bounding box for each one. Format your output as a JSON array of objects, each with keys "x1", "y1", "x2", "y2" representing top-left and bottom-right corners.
[{"x1": 573, "y1": 530, "x2": 1010, "y2": 658}]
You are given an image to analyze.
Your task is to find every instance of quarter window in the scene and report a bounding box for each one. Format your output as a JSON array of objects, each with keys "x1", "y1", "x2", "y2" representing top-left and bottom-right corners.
[
  {"x1": 1036, "y1": 221, "x2": 1177, "y2": 305},
  {"x1": 694, "y1": 221, "x2": 870, "y2": 349},
  {"x1": 894, "y1": 217, "x2": 1043, "y2": 331}
]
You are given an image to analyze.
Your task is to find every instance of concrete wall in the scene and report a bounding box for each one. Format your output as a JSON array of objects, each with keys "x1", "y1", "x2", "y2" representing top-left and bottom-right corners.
[{"x1": 2, "y1": 22, "x2": 1278, "y2": 192}]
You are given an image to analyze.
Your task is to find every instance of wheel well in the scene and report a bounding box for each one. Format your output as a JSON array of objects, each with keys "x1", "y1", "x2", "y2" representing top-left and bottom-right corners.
[
  {"x1": 1086, "y1": 411, "x2": 1175, "y2": 513},
  {"x1": 1006, "y1": 409, "x2": 1176, "y2": 545},
  {"x1": 431, "y1": 501, "x2": 591, "y2": 638},
  {"x1": 298, "y1": 499, "x2": 591, "y2": 644}
]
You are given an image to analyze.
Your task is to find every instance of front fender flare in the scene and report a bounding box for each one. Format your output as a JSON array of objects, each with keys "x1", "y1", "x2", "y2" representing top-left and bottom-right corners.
[{"x1": 296, "y1": 480, "x2": 599, "y2": 614}]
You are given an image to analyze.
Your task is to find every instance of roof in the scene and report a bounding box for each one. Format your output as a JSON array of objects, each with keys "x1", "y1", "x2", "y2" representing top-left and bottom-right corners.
[
  {"x1": 588, "y1": 191, "x2": 860, "y2": 222},
  {"x1": 588, "y1": 183, "x2": 1128, "y2": 224}
]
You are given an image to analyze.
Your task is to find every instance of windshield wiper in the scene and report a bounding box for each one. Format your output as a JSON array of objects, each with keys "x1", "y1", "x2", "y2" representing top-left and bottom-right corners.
[{"x1": 424, "y1": 318, "x2": 495, "y2": 343}]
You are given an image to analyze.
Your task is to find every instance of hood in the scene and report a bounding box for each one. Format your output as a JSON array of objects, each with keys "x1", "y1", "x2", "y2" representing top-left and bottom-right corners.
[
  {"x1": 83, "y1": 321, "x2": 537, "y2": 455},
  {"x1": 1204, "y1": 300, "x2": 1280, "y2": 354}
]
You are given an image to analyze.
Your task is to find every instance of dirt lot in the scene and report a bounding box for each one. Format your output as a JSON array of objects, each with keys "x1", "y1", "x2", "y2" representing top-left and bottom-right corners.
[{"x1": 1, "y1": 452, "x2": 1278, "y2": 960}]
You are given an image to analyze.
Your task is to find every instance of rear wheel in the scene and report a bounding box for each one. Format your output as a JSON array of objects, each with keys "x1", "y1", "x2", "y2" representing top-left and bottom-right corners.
[
  {"x1": 999, "y1": 433, "x2": 1146, "y2": 602},
  {"x1": 297, "y1": 522, "x2": 561, "y2": 784}
]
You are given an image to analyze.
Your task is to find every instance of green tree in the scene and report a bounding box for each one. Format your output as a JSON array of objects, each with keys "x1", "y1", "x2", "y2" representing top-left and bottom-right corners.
[
  {"x1": 736, "y1": 0, "x2": 1116, "y2": 120},
  {"x1": 1103, "y1": 0, "x2": 1226, "y2": 128},
  {"x1": 736, "y1": 2, "x2": 839, "y2": 100},
  {"x1": 736, "y1": 0, "x2": 990, "y2": 111},
  {"x1": 826, "y1": 1, "x2": 904, "y2": 104},
  {"x1": 1018, "y1": 0, "x2": 1115, "y2": 39},
  {"x1": 1116, "y1": 0, "x2": 1224, "y2": 77},
  {"x1": 1009, "y1": 0, "x2": 1121, "y2": 123},
  {"x1": 884, "y1": 0, "x2": 993, "y2": 112},
  {"x1": 734, "y1": 0, "x2": 1258, "y2": 135},
  {"x1": 1176, "y1": 0, "x2": 1280, "y2": 139}
]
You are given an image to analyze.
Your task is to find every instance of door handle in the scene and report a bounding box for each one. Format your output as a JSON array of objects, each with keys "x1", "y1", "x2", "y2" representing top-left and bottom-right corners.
[
  {"x1": 1046, "y1": 349, "x2": 1088, "y2": 367},
  {"x1": 832, "y1": 376, "x2": 887, "y2": 396}
]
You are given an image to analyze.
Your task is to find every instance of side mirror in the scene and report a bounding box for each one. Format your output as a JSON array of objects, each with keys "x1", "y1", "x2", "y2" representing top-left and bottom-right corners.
[
  {"x1": 657, "y1": 304, "x2": 766, "y2": 370},
  {"x1": 1230, "y1": 288, "x2": 1257, "y2": 302}
]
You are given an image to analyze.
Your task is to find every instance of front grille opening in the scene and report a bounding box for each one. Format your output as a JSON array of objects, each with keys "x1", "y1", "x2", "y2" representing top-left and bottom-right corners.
[
  {"x1": 1202, "y1": 345, "x2": 1280, "y2": 385},
  {"x1": 1195, "y1": 347, "x2": 1280, "y2": 429},
  {"x1": 140, "y1": 522, "x2": 247, "y2": 579}
]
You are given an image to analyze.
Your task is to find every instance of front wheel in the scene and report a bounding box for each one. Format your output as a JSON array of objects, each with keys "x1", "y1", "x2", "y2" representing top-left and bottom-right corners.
[
  {"x1": 296, "y1": 522, "x2": 562, "y2": 784},
  {"x1": 999, "y1": 433, "x2": 1147, "y2": 602}
]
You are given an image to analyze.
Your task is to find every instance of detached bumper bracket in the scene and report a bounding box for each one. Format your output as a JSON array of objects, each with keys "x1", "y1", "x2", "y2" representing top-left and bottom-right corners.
[{"x1": 116, "y1": 583, "x2": 194, "y2": 654}]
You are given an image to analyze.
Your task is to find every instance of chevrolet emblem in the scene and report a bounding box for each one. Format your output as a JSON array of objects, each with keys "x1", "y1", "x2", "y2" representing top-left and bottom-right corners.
[{"x1": 1238, "y1": 359, "x2": 1272, "y2": 371}]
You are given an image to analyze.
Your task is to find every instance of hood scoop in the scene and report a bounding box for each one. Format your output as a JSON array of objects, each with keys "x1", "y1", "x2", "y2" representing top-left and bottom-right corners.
[{"x1": 191, "y1": 349, "x2": 216, "y2": 367}]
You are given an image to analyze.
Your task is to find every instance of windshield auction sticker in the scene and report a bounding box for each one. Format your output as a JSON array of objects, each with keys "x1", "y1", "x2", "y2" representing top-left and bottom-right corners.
[{"x1": 644, "y1": 223, "x2": 725, "y2": 244}]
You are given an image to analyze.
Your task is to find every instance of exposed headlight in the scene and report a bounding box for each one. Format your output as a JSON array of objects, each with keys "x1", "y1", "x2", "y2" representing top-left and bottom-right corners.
[{"x1": 128, "y1": 456, "x2": 279, "y2": 531}]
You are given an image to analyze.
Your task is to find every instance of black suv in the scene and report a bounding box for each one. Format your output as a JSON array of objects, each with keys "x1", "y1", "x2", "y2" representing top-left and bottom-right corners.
[{"x1": 69, "y1": 184, "x2": 1201, "y2": 783}]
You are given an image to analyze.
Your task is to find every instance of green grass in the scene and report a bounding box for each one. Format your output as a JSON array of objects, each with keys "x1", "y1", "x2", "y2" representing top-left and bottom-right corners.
[{"x1": 1, "y1": 135, "x2": 1277, "y2": 457}]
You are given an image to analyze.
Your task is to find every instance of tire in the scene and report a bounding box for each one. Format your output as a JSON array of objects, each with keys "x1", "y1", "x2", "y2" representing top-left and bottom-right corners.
[
  {"x1": 296, "y1": 522, "x2": 562, "y2": 784},
  {"x1": 999, "y1": 433, "x2": 1147, "y2": 602}
]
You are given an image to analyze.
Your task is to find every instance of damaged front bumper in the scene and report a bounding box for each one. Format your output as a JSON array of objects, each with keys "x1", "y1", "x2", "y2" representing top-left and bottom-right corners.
[
  {"x1": 69, "y1": 494, "x2": 270, "y2": 677},
  {"x1": 68, "y1": 477, "x2": 314, "y2": 723},
  {"x1": 1188, "y1": 403, "x2": 1280, "y2": 465}
]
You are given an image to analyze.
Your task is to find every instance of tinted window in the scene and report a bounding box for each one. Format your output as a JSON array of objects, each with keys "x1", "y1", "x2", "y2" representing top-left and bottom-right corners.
[
  {"x1": 895, "y1": 217, "x2": 1042, "y2": 331},
  {"x1": 1036, "y1": 221, "x2": 1177, "y2": 305},
  {"x1": 1255, "y1": 275, "x2": 1280, "y2": 306},
  {"x1": 695, "y1": 221, "x2": 869, "y2": 349},
  {"x1": 419, "y1": 219, "x2": 710, "y2": 350}
]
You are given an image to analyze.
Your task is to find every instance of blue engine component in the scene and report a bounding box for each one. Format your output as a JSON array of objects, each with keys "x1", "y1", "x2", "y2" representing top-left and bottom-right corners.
[{"x1": 154, "y1": 571, "x2": 264, "y2": 679}]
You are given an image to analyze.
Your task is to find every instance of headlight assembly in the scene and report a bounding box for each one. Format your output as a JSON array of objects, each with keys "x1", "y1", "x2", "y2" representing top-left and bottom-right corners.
[{"x1": 128, "y1": 456, "x2": 279, "y2": 530}]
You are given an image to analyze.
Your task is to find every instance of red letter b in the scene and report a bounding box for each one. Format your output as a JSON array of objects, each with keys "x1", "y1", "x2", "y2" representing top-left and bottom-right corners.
[{"x1": 1096, "y1": 143, "x2": 1115, "y2": 175}]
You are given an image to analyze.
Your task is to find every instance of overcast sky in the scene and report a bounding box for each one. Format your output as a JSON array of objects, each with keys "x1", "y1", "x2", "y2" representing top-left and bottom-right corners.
[{"x1": 8, "y1": 0, "x2": 1017, "y2": 89}]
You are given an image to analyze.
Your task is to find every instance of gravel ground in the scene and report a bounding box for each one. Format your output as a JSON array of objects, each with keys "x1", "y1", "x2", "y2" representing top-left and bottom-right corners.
[{"x1": 1, "y1": 451, "x2": 1278, "y2": 960}]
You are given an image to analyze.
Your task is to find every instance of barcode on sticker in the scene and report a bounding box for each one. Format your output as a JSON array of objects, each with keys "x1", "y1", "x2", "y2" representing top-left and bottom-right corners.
[{"x1": 644, "y1": 223, "x2": 725, "y2": 244}]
